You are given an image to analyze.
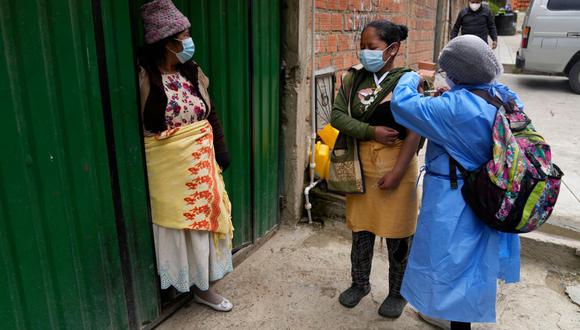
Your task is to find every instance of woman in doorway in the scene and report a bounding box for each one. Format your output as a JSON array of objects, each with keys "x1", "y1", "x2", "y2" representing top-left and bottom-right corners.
[
  {"x1": 138, "y1": 0, "x2": 233, "y2": 312},
  {"x1": 330, "y1": 20, "x2": 421, "y2": 318}
]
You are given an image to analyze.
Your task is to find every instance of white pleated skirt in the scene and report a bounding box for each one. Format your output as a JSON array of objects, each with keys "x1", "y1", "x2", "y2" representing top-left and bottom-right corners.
[{"x1": 153, "y1": 224, "x2": 233, "y2": 292}]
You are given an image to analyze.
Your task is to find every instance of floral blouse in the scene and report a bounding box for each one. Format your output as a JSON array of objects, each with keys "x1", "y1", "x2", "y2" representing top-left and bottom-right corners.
[{"x1": 162, "y1": 72, "x2": 208, "y2": 129}]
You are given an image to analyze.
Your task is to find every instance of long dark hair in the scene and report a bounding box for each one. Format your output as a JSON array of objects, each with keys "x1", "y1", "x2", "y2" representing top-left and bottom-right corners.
[
  {"x1": 363, "y1": 20, "x2": 408, "y2": 45},
  {"x1": 137, "y1": 32, "x2": 181, "y2": 68}
]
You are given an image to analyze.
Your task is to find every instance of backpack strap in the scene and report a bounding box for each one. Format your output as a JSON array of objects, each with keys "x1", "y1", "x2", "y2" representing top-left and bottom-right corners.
[
  {"x1": 449, "y1": 157, "x2": 459, "y2": 189},
  {"x1": 469, "y1": 89, "x2": 505, "y2": 109},
  {"x1": 449, "y1": 156, "x2": 467, "y2": 190}
]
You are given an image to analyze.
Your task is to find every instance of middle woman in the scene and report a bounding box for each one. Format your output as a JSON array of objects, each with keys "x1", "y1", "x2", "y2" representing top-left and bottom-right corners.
[{"x1": 330, "y1": 20, "x2": 420, "y2": 318}]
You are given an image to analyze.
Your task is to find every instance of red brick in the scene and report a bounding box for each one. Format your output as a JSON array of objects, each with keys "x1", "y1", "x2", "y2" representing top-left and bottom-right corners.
[
  {"x1": 330, "y1": 13, "x2": 343, "y2": 31},
  {"x1": 327, "y1": 34, "x2": 338, "y2": 52},
  {"x1": 316, "y1": 35, "x2": 324, "y2": 53},
  {"x1": 337, "y1": 34, "x2": 354, "y2": 51},
  {"x1": 418, "y1": 61, "x2": 436, "y2": 71},
  {"x1": 317, "y1": 12, "x2": 332, "y2": 31},
  {"x1": 316, "y1": 0, "x2": 327, "y2": 10},
  {"x1": 318, "y1": 55, "x2": 332, "y2": 69}
]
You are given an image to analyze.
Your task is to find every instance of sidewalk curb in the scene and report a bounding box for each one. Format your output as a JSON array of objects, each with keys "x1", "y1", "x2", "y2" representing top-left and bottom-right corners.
[{"x1": 520, "y1": 231, "x2": 580, "y2": 270}]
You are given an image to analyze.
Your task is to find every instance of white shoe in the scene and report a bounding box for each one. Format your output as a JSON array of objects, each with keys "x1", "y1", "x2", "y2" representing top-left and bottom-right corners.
[{"x1": 193, "y1": 294, "x2": 233, "y2": 312}]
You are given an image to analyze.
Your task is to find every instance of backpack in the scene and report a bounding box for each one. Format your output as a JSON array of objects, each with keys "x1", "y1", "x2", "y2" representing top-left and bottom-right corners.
[{"x1": 449, "y1": 89, "x2": 563, "y2": 233}]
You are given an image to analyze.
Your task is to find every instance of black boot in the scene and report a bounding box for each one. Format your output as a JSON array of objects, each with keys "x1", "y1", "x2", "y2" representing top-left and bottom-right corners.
[
  {"x1": 378, "y1": 236, "x2": 412, "y2": 318},
  {"x1": 378, "y1": 294, "x2": 407, "y2": 318},
  {"x1": 340, "y1": 231, "x2": 375, "y2": 308},
  {"x1": 339, "y1": 283, "x2": 371, "y2": 308}
]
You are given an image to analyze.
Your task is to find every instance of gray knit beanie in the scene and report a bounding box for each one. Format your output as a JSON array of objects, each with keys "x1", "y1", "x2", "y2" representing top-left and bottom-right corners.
[{"x1": 438, "y1": 35, "x2": 503, "y2": 85}]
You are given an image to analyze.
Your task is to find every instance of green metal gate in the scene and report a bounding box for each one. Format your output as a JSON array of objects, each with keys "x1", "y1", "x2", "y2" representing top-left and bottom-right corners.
[
  {"x1": 0, "y1": 0, "x2": 280, "y2": 328},
  {"x1": 0, "y1": 0, "x2": 132, "y2": 328}
]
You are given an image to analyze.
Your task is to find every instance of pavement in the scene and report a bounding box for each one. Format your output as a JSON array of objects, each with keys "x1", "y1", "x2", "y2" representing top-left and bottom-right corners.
[
  {"x1": 158, "y1": 222, "x2": 579, "y2": 330},
  {"x1": 493, "y1": 34, "x2": 521, "y2": 68}
]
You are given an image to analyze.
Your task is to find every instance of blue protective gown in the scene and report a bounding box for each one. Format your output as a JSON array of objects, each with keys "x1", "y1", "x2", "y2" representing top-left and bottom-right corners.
[{"x1": 391, "y1": 72, "x2": 521, "y2": 323}]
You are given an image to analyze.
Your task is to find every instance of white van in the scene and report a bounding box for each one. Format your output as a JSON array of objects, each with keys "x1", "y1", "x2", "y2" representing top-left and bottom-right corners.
[{"x1": 516, "y1": 0, "x2": 580, "y2": 93}]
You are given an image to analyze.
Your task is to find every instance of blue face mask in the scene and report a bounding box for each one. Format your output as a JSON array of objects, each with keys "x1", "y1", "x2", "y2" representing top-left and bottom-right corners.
[
  {"x1": 172, "y1": 37, "x2": 195, "y2": 63},
  {"x1": 359, "y1": 44, "x2": 395, "y2": 73}
]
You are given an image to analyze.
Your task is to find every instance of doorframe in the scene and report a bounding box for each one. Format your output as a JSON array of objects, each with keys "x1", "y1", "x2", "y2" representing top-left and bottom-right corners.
[{"x1": 90, "y1": 0, "x2": 138, "y2": 328}]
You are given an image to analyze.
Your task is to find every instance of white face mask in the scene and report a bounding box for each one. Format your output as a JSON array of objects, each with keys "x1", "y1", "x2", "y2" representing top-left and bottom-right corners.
[
  {"x1": 445, "y1": 76, "x2": 456, "y2": 89},
  {"x1": 469, "y1": 3, "x2": 482, "y2": 11}
]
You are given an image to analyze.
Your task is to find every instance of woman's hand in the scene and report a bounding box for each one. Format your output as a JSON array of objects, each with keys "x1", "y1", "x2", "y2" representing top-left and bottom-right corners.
[
  {"x1": 377, "y1": 170, "x2": 403, "y2": 190},
  {"x1": 373, "y1": 126, "x2": 399, "y2": 145}
]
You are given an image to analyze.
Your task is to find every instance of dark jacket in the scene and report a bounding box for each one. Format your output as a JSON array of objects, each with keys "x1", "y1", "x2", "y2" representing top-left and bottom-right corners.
[
  {"x1": 139, "y1": 60, "x2": 230, "y2": 170},
  {"x1": 451, "y1": 6, "x2": 498, "y2": 42}
]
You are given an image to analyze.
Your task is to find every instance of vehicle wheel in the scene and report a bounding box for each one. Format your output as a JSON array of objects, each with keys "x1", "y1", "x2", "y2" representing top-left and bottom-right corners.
[{"x1": 569, "y1": 61, "x2": 580, "y2": 94}]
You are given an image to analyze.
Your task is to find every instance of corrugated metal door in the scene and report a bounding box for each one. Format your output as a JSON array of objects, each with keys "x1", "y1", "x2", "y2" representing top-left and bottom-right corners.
[
  {"x1": 0, "y1": 1, "x2": 130, "y2": 329},
  {"x1": 252, "y1": 0, "x2": 281, "y2": 237}
]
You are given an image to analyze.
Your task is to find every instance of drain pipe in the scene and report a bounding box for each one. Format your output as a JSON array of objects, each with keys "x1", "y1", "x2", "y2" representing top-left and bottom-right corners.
[{"x1": 304, "y1": 0, "x2": 320, "y2": 224}]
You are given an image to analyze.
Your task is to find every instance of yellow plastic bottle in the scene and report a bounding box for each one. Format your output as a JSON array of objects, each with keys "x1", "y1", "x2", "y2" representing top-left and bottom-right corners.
[
  {"x1": 314, "y1": 141, "x2": 330, "y2": 180},
  {"x1": 318, "y1": 124, "x2": 339, "y2": 150}
]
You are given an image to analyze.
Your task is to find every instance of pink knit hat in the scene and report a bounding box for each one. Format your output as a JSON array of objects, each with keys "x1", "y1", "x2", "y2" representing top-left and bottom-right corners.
[{"x1": 140, "y1": 0, "x2": 191, "y2": 44}]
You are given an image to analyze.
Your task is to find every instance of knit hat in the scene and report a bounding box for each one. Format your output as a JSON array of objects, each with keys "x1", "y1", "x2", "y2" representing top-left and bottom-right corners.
[
  {"x1": 141, "y1": 0, "x2": 191, "y2": 44},
  {"x1": 438, "y1": 35, "x2": 503, "y2": 85}
]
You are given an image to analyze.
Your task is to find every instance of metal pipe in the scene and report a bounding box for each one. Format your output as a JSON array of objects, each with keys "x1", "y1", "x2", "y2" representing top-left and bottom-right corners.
[
  {"x1": 305, "y1": 0, "x2": 317, "y2": 224},
  {"x1": 433, "y1": 0, "x2": 446, "y2": 62},
  {"x1": 304, "y1": 180, "x2": 321, "y2": 224},
  {"x1": 310, "y1": 0, "x2": 316, "y2": 187}
]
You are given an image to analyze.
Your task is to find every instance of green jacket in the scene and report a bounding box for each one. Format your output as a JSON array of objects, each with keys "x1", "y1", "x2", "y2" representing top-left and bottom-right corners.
[{"x1": 330, "y1": 66, "x2": 412, "y2": 141}]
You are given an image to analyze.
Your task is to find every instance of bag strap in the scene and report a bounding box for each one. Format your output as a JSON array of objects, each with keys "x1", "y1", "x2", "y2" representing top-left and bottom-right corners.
[
  {"x1": 469, "y1": 89, "x2": 505, "y2": 110},
  {"x1": 449, "y1": 156, "x2": 467, "y2": 189},
  {"x1": 449, "y1": 157, "x2": 458, "y2": 189}
]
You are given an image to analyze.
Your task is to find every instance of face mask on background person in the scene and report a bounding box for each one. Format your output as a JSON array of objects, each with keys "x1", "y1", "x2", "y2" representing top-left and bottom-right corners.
[
  {"x1": 469, "y1": 3, "x2": 482, "y2": 11},
  {"x1": 171, "y1": 37, "x2": 195, "y2": 63},
  {"x1": 359, "y1": 43, "x2": 396, "y2": 73}
]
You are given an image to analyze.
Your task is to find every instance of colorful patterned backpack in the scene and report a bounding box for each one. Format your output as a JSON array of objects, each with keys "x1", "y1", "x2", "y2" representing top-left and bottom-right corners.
[{"x1": 450, "y1": 89, "x2": 563, "y2": 233}]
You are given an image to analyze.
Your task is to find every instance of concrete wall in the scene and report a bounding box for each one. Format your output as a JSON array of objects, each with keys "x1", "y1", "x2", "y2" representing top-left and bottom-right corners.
[{"x1": 280, "y1": 0, "x2": 312, "y2": 225}]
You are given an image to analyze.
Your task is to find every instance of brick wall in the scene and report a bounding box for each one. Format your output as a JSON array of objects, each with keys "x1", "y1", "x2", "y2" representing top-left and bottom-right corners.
[
  {"x1": 511, "y1": 0, "x2": 530, "y2": 11},
  {"x1": 314, "y1": 0, "x2": 439, "y2": 90}
]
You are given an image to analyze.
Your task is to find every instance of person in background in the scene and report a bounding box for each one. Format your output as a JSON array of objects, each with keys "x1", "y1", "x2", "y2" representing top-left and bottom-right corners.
[
  {"x1": 138, "y1": 0, "x2": 234, "y2": 312},
  {"x1": 390, "y1": 35, "x2": 521, "y2": 330},
  {"x1": 451, "y1": 0, "x2": 498, "y2": 49},
  {"x1": 331, "y1": 20, "x2": 421, "y2": 319}
]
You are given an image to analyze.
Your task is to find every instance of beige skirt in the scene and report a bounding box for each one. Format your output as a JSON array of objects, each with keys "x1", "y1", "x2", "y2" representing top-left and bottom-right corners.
[{"x1": 346, "y1": 140, "x2": 418, "y2": 238}]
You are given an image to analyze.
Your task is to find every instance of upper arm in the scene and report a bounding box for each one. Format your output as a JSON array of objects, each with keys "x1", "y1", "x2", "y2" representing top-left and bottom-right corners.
[
  {"x1": 138, "y1": 66, "x2": 149, "y2": 116},
  {"x1": 198, "y1": 66, "x2": 210, "y2": 90},
  {"x1": 391, "y1": 72, "x2": 455, "y2": 146}
]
